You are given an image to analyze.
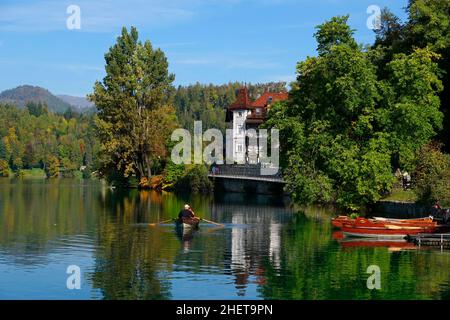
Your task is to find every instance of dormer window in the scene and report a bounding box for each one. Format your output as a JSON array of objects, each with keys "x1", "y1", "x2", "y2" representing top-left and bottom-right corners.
[
  {"x1": 256, "y1": 108, "x2": 262, "y2": 115},
  {"x1": 268, "y1": 96, "x2": 273, "y2": 104}
]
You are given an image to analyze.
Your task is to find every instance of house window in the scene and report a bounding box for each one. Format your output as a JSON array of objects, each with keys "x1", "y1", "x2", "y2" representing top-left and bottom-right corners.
[
  {"x1": 256, "y1": 108, "x2": 262, "y2": 115},
  {"x1": 238, "y1": 111, "x2": 243, "y2": 117},
  {"x1": 237, "y1": 144, "x2": 243, "y2": 152},
  {"x1": 238, "y1": 124, "x2": 244, "y2": 134}
]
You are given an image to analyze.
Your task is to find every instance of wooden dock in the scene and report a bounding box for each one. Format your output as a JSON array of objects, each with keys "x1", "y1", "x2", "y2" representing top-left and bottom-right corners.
[{"x1": 406, "y1": 233, "x2": 450, "y2": 249}]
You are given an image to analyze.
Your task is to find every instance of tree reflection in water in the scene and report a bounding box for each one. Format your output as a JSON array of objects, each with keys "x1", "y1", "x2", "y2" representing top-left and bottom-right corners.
[{"x1": 2, "y1": 179, "x2": 450, "y2": 299}]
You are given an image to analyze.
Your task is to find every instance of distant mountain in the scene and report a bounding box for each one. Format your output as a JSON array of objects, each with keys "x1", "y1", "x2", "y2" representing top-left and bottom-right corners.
[
  {"x1": 57, "y1": 95, "x2": 95, "y2": 110},
  {"x1": 0, "y1": 85, "x2": 72, "y2": 114}
]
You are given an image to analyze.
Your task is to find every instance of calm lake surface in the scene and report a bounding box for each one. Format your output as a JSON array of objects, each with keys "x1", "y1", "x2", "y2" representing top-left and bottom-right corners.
[{"x1": 1, "y1": 178, "x2": 450, "y2": 300}]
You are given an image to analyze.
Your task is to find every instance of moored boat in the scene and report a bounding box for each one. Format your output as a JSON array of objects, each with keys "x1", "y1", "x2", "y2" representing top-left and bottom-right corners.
[
  {"x1": 373, "y1": 216, "x2": 434, "y2": 223},
  {"x1": 341, "y1": 223, "x2": 437, "y2": 239},
  {"x1": 332, "y1": 216, "x2": 437, "y2": 229},
  {"x1": 352, "y1": 217, "x2": 437, "y2": 228},
  {"x1": 332, "y1": 216, "x2": 353, "y2": 228}
]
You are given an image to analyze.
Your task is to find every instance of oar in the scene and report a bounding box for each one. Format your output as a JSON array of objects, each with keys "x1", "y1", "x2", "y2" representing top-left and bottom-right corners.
[
  {"x1": 149, "y1": 219, "x2": 174, "y2": 227},
  {"x1": 200, "y1": 218, "x2": 224, "y2": 227}
]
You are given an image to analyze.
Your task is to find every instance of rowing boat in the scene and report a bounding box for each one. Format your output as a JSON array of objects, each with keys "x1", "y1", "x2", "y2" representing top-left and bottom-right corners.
[
  {"x1": 332, "y1": 216, "x2": 353, "y2": 228},
  {"x1": 373, "y1": 216, "x2": 434, "y2": 223},
  {"x1": 175, "y1": 217, "x2": 200, "y2": 230},
  {"x1": 341, "y1": 223, "x2": 437, "y2": 238},
  {"x1": 353, "y1": 217, "x2": 437, "y2": 228},
  {"x1": 332, "y1": 216, "x2": 437, "y2": 229}
]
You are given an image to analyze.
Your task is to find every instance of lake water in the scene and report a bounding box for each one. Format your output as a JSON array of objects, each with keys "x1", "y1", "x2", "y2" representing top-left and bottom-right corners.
[{"x1": 1, "y1": 178, "x2": 450, "y2": 300}]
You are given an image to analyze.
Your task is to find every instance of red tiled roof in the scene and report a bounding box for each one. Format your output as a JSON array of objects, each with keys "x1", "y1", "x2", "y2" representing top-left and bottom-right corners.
[
  {"x1": 252, "y1": 92, "x2": 288, "y2": 108},
  {"x1": 228, "y1": 87, "x2": 253, "y2": 110},
  {"x1": 245, "y1": 92, "x2": 288, "y2": 124},
  {"x1": 227, "y1": 88, "x2": 289, "y2": 123}
]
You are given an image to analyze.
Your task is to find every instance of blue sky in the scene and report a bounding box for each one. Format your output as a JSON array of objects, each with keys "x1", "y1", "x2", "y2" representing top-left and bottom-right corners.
[{"x1": 0, "y1": 0, "x2": 408, "y2": 96}]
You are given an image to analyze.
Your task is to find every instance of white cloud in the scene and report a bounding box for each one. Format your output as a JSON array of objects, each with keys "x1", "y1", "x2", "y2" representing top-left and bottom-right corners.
[
  {"x1": 0, "y1": 0, "x2": 196, "y2": 32},
  {"x1": 0, "y1": 0, "x2": 298, "y2": 33},
  {"x1": 62, "y1": 64, "x2": 103, "y2": 72},
  {"x1": 269, "y1": 74, "x2": 296, "y2": 83},
  {"x1": 155, "y1": 41, "x2": 197, "y2": 49},
  {"x1": 0, "y1": 59, "x2": 102, "y2": 73},
  {"x1": 172, "y1": 58, "x2": 217, "y2": 65},
  {"x1": 172, "y1": 54, "x2": 280, "y2": 70}
]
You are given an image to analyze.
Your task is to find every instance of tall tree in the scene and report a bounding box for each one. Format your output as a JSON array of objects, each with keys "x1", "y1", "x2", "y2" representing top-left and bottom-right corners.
[
  {"x1": 313, "y1": 15, "x2": 357, "y2": 56},
  {"x1": 381, "y1": 47, "x2": 443, "y2": 168},
  {"x1": 265, "y1": 16, "x2": 443, "y2": 210},
  {"x1": 89, "y1": 27, "x2": 176, "y2": 183},
  {"x1": 373, "y1": 0, "x2": 450, "y2": 151},
  {"x1": 407, "y1": 0, "x2": 450, "y2": 151},
  {"x1": 0, "y1": 140, "x2": 6, "y2": 160}
]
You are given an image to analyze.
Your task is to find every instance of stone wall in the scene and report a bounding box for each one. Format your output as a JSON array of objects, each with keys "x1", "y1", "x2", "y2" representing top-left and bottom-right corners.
[
  {"x1": 374, "y1": 200, "x2": 448, "y2": 218},
  {"x1": 213, "y1": 177, "x2": 285, "y2": 195}
]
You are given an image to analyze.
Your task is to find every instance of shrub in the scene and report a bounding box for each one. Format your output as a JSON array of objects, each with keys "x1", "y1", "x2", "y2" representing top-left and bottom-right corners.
[
  {"x1": 0, "y1": 159, "x2": 9, "y2": 177},
  {"x1": 45, "y1": 155, "x2": 60, "y2": 178},
  {"x1": 61, "y1": 157, "x2": 78, "y2": 178},
  {"x1": 413, "y1": 142, "x2": 450, "y2": 206},
  {"x1": 82, "y1": 167, "x2": 91, "y2": 179},
  {"x1": 176, "y1": 165, "x2": 213, "y2": 193},
  {"x1": 162, "y1": 162, "x2": 185, "y2": 188}
]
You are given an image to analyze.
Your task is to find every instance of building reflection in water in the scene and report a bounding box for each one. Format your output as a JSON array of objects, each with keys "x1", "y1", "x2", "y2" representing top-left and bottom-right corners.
[
  {"x1": 269, "y1": 221, "x2": 281, "y2": 271},
  {"x1": 212, "y1": 193, "x2": 293, "y2": 297}
]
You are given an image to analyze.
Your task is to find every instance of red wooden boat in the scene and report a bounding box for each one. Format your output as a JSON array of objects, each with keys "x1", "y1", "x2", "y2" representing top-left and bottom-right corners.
[
  {"x1": 341, "y1": 223, "x2": 437, "y2": 239},
  {"x1": 373, "y1": 216, "x2": 434, "y2": 223},
  {"x1": 332, "y1": 216, "x2": 436, "y2": 229},
  {"x1": 332, "y1": 216, "x2": 353, "y2": 228},
  {"x1": 352, "y1": 217, "x2": 437, "y2": 228}
]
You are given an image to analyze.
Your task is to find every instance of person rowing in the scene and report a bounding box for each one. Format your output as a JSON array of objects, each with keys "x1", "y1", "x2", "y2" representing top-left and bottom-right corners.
[{"x1": 178, "y1": 204, "x2": 200, "y2": 224}]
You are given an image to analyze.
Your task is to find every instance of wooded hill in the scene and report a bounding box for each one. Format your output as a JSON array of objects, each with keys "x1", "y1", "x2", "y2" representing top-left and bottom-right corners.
[{"x1": 0, "y1": 85, "x2": 73, "y2": 114}]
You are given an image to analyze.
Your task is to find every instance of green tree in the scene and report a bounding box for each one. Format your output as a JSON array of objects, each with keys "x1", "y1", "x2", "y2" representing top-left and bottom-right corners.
[
  {"x1": 176, "y1": 165, "x2": 213, "y2": 193},
  {"x1": 26, "y1": 101, "x2": 48, "y2": 117},
  {"x1": 23, "y1": 141, "x2": 36, "y2": 169},
  {"x1": 313, "y1": 15, "x2": 357, "y2": 55},
  {"x1": 0, "y1": 102, "x2": 98, "y2": 177},
  {"x1": 162, "y1": 161, "x2": 185, "y2": 188},
  {"x1": 0, "y1": 159, "x2": 9, "y2": 177},
  {"x1": 3, "y1": 127, "x2": 24, "y2": 170},
  {"x1": 45, "y1": 155, "x2": 60, "y2": 178},
  {"x1": 407, "y1": 0, "x2": 450, "y2": 51},
  {"x1": 89, "y1": 26, "x2": 176, "y2": 184},
  {"x1": 380, "y1": 47, "x2": 443, "y2": 168},
  {"x1": 0, "y1": 140, "x2": 7, "y2": 160},
  {"x1": 61, "y1": 157, "x2": 77, "y2": 178},
  {"x1": 413, "y1": 142, "x2": 450, "y2": 206},
  {"x1": 265, "y1": 16, "x2": 443, "y2": 210},
  {"x1": 373, "y1": 0, "x2": 450, "y2": 150}
]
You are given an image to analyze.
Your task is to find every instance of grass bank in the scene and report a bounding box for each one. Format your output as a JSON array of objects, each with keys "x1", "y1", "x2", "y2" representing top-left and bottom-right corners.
[
  {"x1": 382, "y1": 188, "x2": 418, "y2": 203},
  {"x1": 16, "y1": 168, "x2": 47, "y2": 179}
]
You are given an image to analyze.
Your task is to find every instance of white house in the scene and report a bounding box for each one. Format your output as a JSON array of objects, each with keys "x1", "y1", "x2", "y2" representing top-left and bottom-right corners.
[{"x1": 225, "y1": 87, "x2": 288, "y2": 164}]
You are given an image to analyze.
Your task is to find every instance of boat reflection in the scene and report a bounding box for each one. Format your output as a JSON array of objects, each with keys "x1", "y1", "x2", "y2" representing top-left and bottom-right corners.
[
  {"x1": 333, "y1": 232, "x2": 417, "y2": 251},
  {"x1": 175, "y1": 226, "x2": 197, "y2": 252}
]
